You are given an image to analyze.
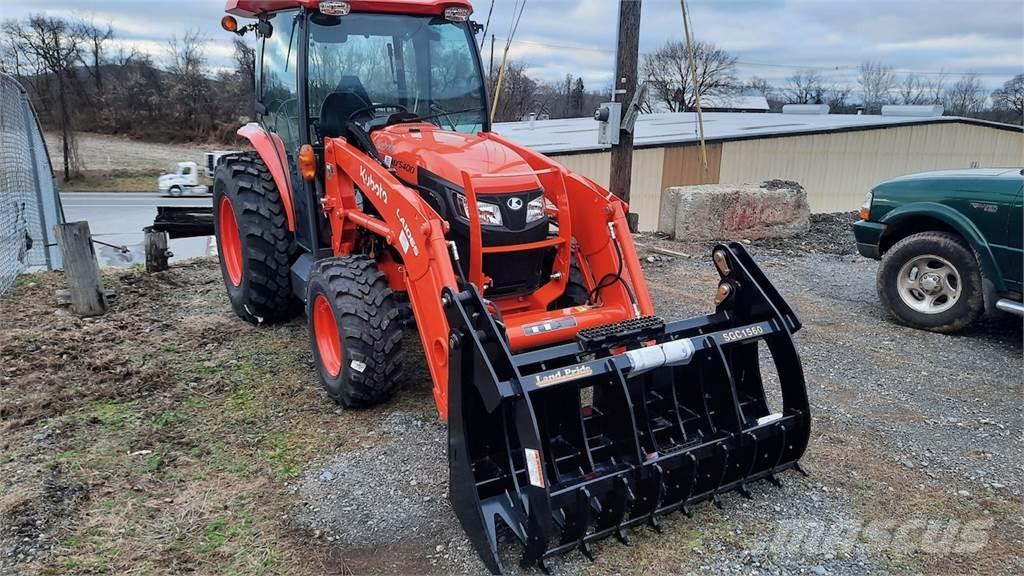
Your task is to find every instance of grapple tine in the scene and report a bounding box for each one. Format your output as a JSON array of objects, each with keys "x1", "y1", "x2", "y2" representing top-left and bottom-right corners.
[{"x1": 444, "y1": 243, "x2": 812, "y2": 574}]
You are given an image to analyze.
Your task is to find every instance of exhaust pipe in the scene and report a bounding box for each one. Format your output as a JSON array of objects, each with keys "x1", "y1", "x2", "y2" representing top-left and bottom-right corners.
[{"x1": 995, "y1": 298, "x2": 1024, "y2": 316}]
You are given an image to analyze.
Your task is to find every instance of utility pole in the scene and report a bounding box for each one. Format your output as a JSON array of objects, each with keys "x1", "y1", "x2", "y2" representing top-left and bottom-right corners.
[{"x1": 609, "y1": 0, "x2": 642, "y2": 232}]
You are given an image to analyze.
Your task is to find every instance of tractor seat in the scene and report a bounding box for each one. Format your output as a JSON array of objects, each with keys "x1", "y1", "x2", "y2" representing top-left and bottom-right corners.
[
  {"x1": 319, "y1": 91, "x2": 371, "y2": 140},
  {"x1": 319, "y1": 75, "x2": 374, "y2": 139}
]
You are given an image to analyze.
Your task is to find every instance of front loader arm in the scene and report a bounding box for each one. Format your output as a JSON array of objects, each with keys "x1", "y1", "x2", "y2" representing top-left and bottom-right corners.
[
  {"x1": 322, "y1": 137, "x2": 460, "y2": 418},
  {"x1": 484, "y1": 132, "x2": 655, "y2": 317}
]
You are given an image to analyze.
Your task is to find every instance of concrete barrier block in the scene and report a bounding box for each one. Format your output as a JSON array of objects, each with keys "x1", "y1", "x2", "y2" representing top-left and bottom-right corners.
[{"x1": 659, "y1": 180, "x2": 810, "y2": 241}]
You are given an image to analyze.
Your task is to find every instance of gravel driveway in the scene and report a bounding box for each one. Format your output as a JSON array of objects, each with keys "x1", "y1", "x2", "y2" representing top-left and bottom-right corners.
[
  {"x1": 296, "y1": 236, "x2": 1023, "y2": 575},
  {"x1": 3, "y1": 216, "x2": 1019, "y2": 575}
]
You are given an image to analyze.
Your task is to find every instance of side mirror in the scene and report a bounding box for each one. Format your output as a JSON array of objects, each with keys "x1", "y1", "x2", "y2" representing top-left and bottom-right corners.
[{"x1": 257, "y1": 20, "x2": 273, "y2": 38}]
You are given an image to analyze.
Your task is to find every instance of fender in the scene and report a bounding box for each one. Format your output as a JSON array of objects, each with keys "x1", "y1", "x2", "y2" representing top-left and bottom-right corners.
[
  {"x1": 881, "y1": 202, "x2": 1005, "y2": 291},
  {"x1": 237, "y1": 123, "x2": 296, "y2": 231}
]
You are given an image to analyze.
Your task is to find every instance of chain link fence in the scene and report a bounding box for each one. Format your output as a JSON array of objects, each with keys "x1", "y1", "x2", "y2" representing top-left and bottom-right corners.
[{"x1": 1, "y1": 73, "x2": 63, "y2": 296}]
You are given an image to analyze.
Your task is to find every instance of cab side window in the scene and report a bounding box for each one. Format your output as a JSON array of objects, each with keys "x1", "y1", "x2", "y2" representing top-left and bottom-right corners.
[{"x1": 259, "y1": 10, "x2": 301, "y2": 153}]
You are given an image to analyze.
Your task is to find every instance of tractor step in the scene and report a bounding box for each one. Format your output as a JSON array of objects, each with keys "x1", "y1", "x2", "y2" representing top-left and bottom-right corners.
[
  {"x1": 576, "y1": 314, "x2": 665, "y2": 350},
  {"x1": 444, "y1": 243, "x2": 811, "y2": 574}
]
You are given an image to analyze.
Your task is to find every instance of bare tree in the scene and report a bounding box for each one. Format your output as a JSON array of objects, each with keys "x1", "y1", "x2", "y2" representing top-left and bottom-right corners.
[
  {"x1": 166, "y1": 29, "x2": 213, "y2": 137},
  {"x1": 571, "y1": 77, "x2": 585, "y2": 117},
  {"x1": 897, "y1": 73, "x2": 930, "y2": 105},
  {"x1": 641, "y1": 40, "x2": 738, "y2": 112},
  {"x1": 745, "y1": 76, "x2": 774, "y2": 99},
  {"x1": 493, "y1": 61, "x2": 539, "y2": 122},
  {"x1": 944, "y1": 73, "x2": 986, "y2": 117},
  {"x1": 858, "y1": 61, "x2": 896, "y2": 113},
  {"x1": 76, "y1": 18, "x2": 113, "y2": 92},
  {"x1": 785, "y1": 70, "x2": 826, "y2": 104},
  {"x1": 825, "y1": 82, "x2": 854, "y2": 111},
  {"x1": 991, "y1": 74, "x2": 1024, "y2": 124},
  {"x1": 3, "y1": 15, "x2": 86, "y2": 180}
]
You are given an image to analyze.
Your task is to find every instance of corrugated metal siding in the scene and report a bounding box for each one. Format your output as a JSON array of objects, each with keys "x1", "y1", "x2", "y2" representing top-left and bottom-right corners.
[
  {"x1": 718, "y1": 123, "x2": 1024, "y2": 212},
  {"x1": 661, "y1": 143, "x2": 722, "y2": 190},
  {"x1": 552, "y1": 148, "x2": 666, "y2": 230}
]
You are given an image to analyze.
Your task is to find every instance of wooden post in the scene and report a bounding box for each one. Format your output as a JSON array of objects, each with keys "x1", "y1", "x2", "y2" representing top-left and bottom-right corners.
[
  {"x1": 54, "y1": 221, "x2": 108, "y2": 317},
  {"x1": 610, "y1": 0, "x2": 643, "y2": 232},
  {"x1": 144, "y1": 228, "x2": 170, "y2": 273}
]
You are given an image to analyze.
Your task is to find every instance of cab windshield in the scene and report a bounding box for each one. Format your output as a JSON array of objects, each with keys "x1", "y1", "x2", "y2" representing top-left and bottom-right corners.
[{"x1": 308, "y1": 12, "x2": 487, "y2": 135}]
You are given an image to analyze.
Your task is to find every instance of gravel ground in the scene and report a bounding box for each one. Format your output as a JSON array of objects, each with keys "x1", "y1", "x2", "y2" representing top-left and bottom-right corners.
[
  {"x1": 3, "y1": 215, "x2": 1020, "y2": 575},
  {"x1": 292, "y1": 221, "x2": 1023, "y2": 575}
]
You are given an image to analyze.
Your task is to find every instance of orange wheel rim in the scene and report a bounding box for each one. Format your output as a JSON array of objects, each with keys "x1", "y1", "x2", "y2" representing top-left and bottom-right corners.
[
  {"x1": 313, "y1": 294, "x2": 342, "y2": 377},
  {"x1": 218, "y1": 196, "x2": 243, "y2": 286}
]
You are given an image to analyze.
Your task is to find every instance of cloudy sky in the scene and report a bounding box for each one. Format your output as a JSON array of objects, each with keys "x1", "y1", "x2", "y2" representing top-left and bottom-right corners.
[{"x1": 3, "y1": 0, "x2": 1022, "y2": 93}]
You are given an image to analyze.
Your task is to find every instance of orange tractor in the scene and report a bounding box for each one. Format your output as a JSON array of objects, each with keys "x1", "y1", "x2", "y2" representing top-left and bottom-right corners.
[{"x1": 216, "y1": 0, "x2": 811, "y2": 572}]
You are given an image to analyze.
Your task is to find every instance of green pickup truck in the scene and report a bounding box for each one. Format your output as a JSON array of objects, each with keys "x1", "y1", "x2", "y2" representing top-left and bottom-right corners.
[{"x1": 854, "y1": 168, "x2": 1023, "y2": 332}]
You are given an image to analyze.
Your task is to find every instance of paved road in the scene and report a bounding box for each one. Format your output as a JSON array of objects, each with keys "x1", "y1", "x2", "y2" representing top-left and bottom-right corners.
[{"x1": 60, "y1": 192, "x2": 214, "y2": 268}]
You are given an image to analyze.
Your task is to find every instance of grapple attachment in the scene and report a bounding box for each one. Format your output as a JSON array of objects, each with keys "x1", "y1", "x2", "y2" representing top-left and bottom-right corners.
[{"x1": 443, "y1": 243, "x2": 811, "y2": 574}]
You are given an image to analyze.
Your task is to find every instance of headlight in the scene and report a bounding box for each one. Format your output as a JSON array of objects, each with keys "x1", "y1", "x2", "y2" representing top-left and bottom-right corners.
[
  {"x1": 453, "y1": 193, "x2": 503, "y2": 226},
  {"x1": 859, "y1": 191, "x2": 873, "y2": 220},
  {"x1": 526, "y1": 196, "x2": 546, "y2": 223}
]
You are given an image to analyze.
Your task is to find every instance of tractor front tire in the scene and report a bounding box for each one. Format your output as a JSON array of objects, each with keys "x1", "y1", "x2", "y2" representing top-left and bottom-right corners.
[
  {"x1": 553, "y1": 259, "x2": 591, "y2": 309},
  {"x1": 306, "y1": 256, "x2": 404, "y2": 408},
  {"x1": 213, "y1": 152, "x2": 299, "y2": 324}
]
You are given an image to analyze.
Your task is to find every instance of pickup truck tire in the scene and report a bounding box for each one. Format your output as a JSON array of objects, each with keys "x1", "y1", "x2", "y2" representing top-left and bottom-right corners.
[
  {"x1": 877, "y1": 231, "x2": 983, "y2": 333},
  {"x1": 213, "y1": 152, "x2": 299, "y2": 324},
  {"x1": 306, "y1": 256, "x2": 404, "y2": 408}
]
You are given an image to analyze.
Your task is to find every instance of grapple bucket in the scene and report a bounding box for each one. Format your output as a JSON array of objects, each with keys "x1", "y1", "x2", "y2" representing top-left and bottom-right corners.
[{"x1": 443, "y1": 243, "x2": 811, "y2": 573}]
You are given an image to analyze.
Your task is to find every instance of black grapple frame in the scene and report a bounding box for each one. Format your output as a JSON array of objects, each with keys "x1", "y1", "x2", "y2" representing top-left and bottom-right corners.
[{"x1": 444, "y1": 243, "x2": 811, "y2": 573}]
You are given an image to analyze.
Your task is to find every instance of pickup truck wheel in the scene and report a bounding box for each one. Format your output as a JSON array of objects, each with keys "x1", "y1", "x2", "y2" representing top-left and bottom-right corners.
[
  {"x1": 168, "y1": 186, "x2": 182, "y2": 197},
  {"x1": 213, "y1": 152, "x2": 299, "y2": 324},
  {"x1": 877, "y1": 231, "x2": 983, "y2": 333}
]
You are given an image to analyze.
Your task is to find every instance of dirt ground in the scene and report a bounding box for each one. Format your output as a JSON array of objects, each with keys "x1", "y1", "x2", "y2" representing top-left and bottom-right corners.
[{"x1": 1, "y1": 221, "x2": 1021, "y2": 575}]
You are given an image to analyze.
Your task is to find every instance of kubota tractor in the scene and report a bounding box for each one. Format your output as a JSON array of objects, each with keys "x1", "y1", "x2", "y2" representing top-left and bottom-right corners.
[{"x1": 215, "y1": 1, "x2": 811, "y2": 572}]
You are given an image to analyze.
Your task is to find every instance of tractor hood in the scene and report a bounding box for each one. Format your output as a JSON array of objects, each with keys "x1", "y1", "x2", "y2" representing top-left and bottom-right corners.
[{"x1": 372, "y1": 124, "x2": 542, "y2": 194}]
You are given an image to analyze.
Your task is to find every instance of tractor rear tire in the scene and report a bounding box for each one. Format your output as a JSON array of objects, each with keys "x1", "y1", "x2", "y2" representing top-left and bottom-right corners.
[
  {"x1": 213, "y1": 152, "x2": 299, "y2": 324},
  {"x1": 306, "y1": 256, "x2": 404, "y2": 408}
]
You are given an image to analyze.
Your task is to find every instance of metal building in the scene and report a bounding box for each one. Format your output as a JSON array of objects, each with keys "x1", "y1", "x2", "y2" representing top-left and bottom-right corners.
[{"x1": 494, "y1": 111, "x2": 1024, "y2": 231}]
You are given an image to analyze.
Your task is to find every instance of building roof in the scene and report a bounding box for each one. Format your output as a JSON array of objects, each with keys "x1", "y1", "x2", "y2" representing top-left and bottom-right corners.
[{"x1": 492, "y1": 111, "x2": 1023, "y2": 155}]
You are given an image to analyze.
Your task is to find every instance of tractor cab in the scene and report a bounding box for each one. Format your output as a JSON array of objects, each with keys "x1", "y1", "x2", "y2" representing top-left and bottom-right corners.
[{"x1": 232, "y1": 1, "x2": 549, "y2": 295}]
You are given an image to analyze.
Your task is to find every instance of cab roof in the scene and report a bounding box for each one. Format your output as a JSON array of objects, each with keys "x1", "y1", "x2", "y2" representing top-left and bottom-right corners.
[{"x1": 226, "y1": 0, "x2": 474, "y2": 18}]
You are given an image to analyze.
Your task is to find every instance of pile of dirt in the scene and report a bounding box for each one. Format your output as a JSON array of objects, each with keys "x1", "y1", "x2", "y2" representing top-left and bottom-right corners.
[{"x1": 752, "y1": 211, "x2": 861, "y2": 255}]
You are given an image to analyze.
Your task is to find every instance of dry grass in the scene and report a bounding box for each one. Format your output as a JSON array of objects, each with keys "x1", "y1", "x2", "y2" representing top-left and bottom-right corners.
[{"x1": 0, "y1": 261, "x2": 383, "y2": 575}]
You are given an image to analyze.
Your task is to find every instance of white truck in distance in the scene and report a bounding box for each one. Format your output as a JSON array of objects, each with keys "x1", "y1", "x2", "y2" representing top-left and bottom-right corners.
[
  {"x1": 158, "y1": 152, "x2": 239, "y2": 197},
  {"x1": 158, "y1": 162, "x2": 208, "y2": 197}
]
